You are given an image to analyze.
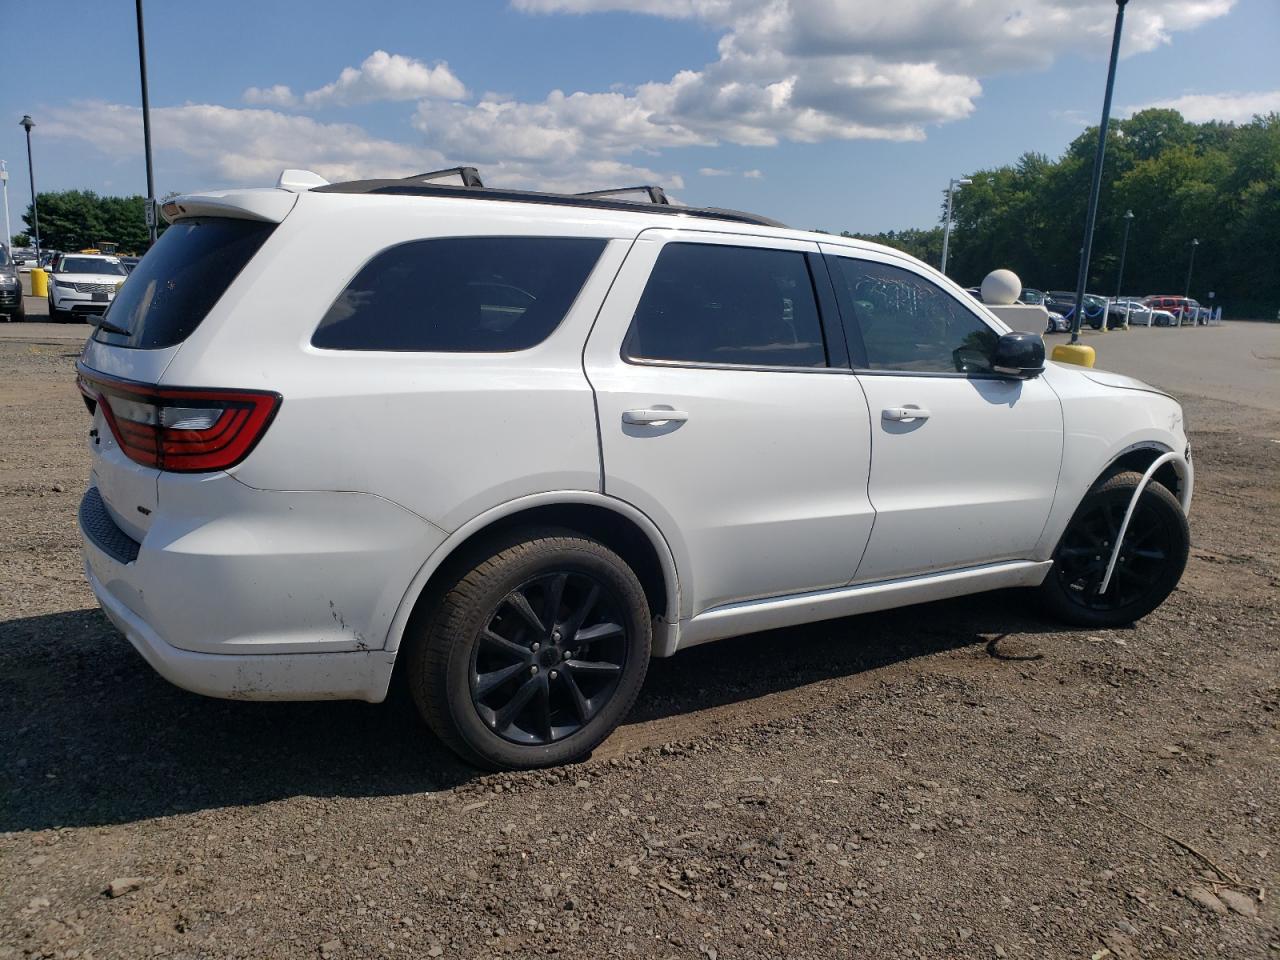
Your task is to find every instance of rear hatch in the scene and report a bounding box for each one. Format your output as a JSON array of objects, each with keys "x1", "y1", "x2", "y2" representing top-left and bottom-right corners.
[{"x1": 79, "y1": 202, "x2": 287, "y2": 545}]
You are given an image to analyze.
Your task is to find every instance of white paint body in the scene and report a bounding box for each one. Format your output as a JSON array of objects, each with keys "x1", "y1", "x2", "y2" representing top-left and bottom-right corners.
[{"x1": 78, "y1": 180, "x2": 1193, "y2": 702}]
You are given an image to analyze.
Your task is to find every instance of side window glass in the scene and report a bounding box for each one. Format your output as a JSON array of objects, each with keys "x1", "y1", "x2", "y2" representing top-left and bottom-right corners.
[
  {"x1": 624, "y1": 243, "x2": 827, "y2": 368},
  {"x1": 831, "y1": 258, "x2": 998, "y2": 374},
  {"x1": 312, "y1": 236, "x2": 606, "y2": 352}
]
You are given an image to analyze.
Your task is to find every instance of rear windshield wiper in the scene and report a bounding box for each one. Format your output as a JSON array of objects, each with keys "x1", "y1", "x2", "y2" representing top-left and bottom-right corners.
[{"x1": 93, "y1": 316, "x2": 132, "y2": 337}]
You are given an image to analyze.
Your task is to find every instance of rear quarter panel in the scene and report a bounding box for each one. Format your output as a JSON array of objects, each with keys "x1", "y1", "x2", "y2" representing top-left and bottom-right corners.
[{"x1": 156, "y1": 194, "x2": 637, "y2": 531}]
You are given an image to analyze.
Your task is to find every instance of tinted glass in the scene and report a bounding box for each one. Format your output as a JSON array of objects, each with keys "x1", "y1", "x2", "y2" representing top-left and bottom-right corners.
[
  {"x1": 0, "y1": 248, "x2": 9, "y2": 266},
  {"x1": 830, "y1": 258, "x2": 998, "y2": 374},
  {"x1": 623, "y1": 243, "x2": 826, "y2": 368},
  {"x1": 95, "y1": 217, "x2": 276, "y2": 349},
  {"x1": 62, "y1": 257, "x2": 128, "y2": 276},
  {"x1": 312, "y1": 236, "x2": 606, "y2": 352}
]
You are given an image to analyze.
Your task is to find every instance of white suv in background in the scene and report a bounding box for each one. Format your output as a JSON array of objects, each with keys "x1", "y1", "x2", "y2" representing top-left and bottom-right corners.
[
  {"x1": 77, "y1": 168, "x2": 1193, "y2": 770},
  {"x1": 48, "y1": 253, "x2": 130, "y2": 321}
]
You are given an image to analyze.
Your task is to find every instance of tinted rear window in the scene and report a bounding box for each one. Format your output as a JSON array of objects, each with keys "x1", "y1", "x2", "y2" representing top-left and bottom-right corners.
[
  {"x1": 311, "y1": 236, "x2": 606, "y2": 352},
  {"x1": 95, "y1": 217, "x2": 276, "y2": 349},
  {"x1": 623, "y1": 243, "x2": 827, "y2": 368}
]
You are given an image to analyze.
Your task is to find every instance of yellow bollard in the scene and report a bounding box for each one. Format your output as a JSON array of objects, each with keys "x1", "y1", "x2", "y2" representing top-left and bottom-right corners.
[
  {"x1": 1051, "y1": 343, "x2": 1096, "y2": 367},
  {"x1": 30, "y1": 268, "x2": 48, "y2": 298}
]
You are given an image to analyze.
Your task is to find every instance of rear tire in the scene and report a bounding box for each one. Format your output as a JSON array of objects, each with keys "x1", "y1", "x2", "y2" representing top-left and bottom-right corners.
[
  {"x1": 1039, "y1": 471, "x2": 1189, "y2": 628},
  {"x1": 406, "y1": 530, "x2": 651, "y2": 770}
]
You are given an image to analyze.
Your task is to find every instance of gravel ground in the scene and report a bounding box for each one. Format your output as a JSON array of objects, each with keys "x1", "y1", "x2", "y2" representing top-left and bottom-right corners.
[{"x1": 1, "y1": 324, "x2": 1278, "y2": 959}]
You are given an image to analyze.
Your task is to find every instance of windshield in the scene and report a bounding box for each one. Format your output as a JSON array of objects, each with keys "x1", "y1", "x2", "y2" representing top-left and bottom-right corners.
[
  {"x1": 61, "y1": 257, "x2": 128, "y2": 276},
  {"x1": 1020, "y1": 289, "x2": 1044, "y2": 304}
]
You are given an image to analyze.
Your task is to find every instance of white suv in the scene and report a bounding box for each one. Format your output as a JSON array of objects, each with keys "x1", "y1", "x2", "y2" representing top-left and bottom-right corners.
[
  {"x1": 77, "y1": 168, "x2": 1193, "y2": 770},
  {"x1": 48, "y1": 253, "x2": 130, "y2": 321}
]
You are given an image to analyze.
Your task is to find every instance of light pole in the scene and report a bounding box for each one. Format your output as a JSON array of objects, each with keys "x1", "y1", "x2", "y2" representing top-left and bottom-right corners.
[
  {"x1": 1183, "y1": 238, "x2": 1199, "y2": 299},
  {"x1": 1115, "y1": 209, "x2": 1134, "y2": 298},
  {"x1": 0, "y1": 161, "x2": 11, "y2": 255},
  {"x1": 19, "y1": 116, "x2": 40, "y2": 261},
  {"x1": 939, "y1": 177, "x2": 972, "y2": 276},
  {"x1": 1069, "y1": 0, "x2": 1130, "y2": 344},
  {"x1": 135, "y1": 0, "x2": 158, "y2": 246}
]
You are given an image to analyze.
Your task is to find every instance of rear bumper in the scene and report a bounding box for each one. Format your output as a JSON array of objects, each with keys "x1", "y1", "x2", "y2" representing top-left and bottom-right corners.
[
  {"x1": 86, "y1": 559, "x2": 397, "y2": 701},
  {"x1": 78, "y1": 476, "x2": 446, "y2": 701}
]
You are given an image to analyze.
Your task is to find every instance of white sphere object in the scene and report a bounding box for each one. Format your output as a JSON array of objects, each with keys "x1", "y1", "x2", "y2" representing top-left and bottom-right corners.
[{"x1": 981, "y1": 269, "x2": 1022, "y2": 306}]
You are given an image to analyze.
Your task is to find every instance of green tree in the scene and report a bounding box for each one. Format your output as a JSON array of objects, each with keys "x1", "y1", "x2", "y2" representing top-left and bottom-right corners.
[
  {"x1": 846, "y1": 109, "x2": 1280, "y2": 316},
  {"x1": 22, "y1": 190, "x2": 153, "y2": 254}
]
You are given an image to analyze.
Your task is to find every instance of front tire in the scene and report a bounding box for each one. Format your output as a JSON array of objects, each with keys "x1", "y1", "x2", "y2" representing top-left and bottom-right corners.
[
  {"x1": 407, "y1": 530, "x2": 651, "y2": 770},
  {"x1": 1039, "y1": 471, "x2": 1189, "y2": 628}
]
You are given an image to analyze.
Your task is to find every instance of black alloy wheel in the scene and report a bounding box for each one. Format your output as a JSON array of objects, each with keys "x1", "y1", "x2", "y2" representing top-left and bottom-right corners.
[
  {"x1": 1040, "y1": 471, "x2": 1189, "y2": 627},
  {"x1": 471, "y1": 571, "x2": 629, "y2": 745},
  {"x1": 408, "y1": 530, "x2": 651, "y2": 770}
]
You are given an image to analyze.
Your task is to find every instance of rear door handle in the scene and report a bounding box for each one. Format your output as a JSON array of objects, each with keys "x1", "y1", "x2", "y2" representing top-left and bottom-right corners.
[
  {"x1": 623, "y1": 408, "x2": 689, "y2": 426},
  {"x1": 882, "y1": 405, "x2": 931, "y2": 422}
]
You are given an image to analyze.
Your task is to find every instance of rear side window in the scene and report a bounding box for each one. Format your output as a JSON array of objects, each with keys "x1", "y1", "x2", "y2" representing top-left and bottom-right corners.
[
  {"x1": 623, "y1": 243, "x2": 827, "y2": 368},
  {"x1": 311, "y1": 237, "x2": 606, "y2": 352},
  {"x1": 96, "y1": 217, "x2": 276, "y2": 349}
]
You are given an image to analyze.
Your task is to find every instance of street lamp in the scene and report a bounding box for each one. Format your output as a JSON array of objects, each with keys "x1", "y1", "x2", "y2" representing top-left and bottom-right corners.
[
  {"x1": 0, "y1": 161, "x2": 11, "y2": 256},
  {"x1": 19, "y1": 115, "x2": 40, "y2": 260},
  {"x1": 1183, "y1": 237, "x2": 1199, "y2": 300},
  {"x1": 135, "y1": 0, "x2": 158, "y2": 245},
  {"x1": 1068, "y1": 0, "x2": 1130, "y2": 344},
  {"x1": 1115, "y1": 209, "x2": 1134, "y2": 298},
  {"x1": 939, "y1": 177, "x2": 972, "y2": 276}
]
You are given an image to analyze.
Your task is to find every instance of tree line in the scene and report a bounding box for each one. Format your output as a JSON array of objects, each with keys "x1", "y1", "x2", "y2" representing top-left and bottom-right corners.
[
  {"x1": 843, "y1": 109, "x2": 1279, "y2": 317},
  {"x1": 15, "y1": 191, "x2": 165, "y2": 254}
]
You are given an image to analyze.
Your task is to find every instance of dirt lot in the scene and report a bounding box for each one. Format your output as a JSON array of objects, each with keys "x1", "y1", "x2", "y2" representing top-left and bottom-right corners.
[{"x1": 2, "y1": 322, "x2": 1278, "y2": 960}]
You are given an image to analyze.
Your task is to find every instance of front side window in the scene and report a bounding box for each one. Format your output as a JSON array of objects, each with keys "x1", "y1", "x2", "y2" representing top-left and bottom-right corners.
[
  {"x1": 623, "y1": 243, "x2": 826, "y2": 368},
  {"x1": 829, "y1": 257, "x2": 998, "y2": 374},
  {"x1": 311, "y1": 236, "x2": 606, "y2": 352}
]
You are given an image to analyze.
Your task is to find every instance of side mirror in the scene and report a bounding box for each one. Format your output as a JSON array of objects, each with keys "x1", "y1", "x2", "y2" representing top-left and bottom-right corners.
[{"x1": 992, "y1": 331, "x2": 1045, "y2": 379}]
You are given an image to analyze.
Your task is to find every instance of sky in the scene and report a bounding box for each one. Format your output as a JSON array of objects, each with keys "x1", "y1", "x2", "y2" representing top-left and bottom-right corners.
[{"x1": 0, "y1": 0, "x2": 1277, "y2": 236}]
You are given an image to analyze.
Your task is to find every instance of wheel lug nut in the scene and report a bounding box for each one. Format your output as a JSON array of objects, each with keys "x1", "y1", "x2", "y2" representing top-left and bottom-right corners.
[
  {"x1": 531, "y1": 642, "x2": 540, "y2": 652},
  {"x1": 552, "y1": 630, "x2": 561, "y2": 642},
  {"x1": 530, "y1": 665, "x2": 538, "y2": 675},
  {"x1": 550, "y1": 670, "x2": 558, "y2": 680}
]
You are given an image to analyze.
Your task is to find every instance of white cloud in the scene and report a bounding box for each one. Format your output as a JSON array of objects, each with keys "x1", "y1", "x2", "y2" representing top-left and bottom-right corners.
[
  {"x1": 742, "y1": 168, "x2": 763, "y2": 179},
  {"x1": 244, "y1": 50, "x2": 467, "y2": 108},
  {"x1": 472, "y1": 0, "x2": 1232, "y2": 173},
  {"x1": 1126, "y1": 89, "x2": 1280, "y2": 124},
  {"x1": 40, "y1": 101, "x2": 440, "y2": 188},
  {"x1": 699, "y1": 166, "x2": 734, "y2": 176}
]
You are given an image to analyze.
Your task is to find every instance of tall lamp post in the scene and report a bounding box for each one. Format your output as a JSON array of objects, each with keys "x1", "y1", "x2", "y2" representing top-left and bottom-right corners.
[
  {"x1": 1068, "y1": 0, "x2": 1130, "y2": 344},
  {"x1": 135, "y1": 0, "x2": 158, "y2": 246},
  {"x1": 939, "y1": 177, "x2": 972, "y2": 276},
  {"x1": 1183, "y1": 237, "x2": 1199, "y2": 299},
  {"x1": 1115, "y1": 209, "x2": 1134, "y2": 298},
  {"x1": 19, "y1": 116, "x2": 40, "y2": 261},
  {"x1": 0, "y1": 160, "x2": 11, "y2": 255}
]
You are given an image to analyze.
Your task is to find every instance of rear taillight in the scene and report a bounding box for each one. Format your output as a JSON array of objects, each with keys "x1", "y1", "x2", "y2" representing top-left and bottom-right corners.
[{"x1": 76, "y1": 364, "x2": 280, "y2": 472}]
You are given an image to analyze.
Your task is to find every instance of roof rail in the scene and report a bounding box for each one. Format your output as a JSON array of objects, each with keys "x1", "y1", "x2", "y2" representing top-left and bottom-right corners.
[
  {"x1": 312, "y1": 178, "x2": 785, "y2": 228},
  {"x1": 576, "y1": 185, "x2": 669, "y2": 205},
  {"x1": 403, "y1": 166, "x2": 485, "y2": 188}
]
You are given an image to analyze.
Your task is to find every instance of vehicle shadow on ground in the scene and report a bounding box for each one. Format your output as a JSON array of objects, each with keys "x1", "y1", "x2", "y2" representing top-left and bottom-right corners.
[{"x1": 0, "y1": 592, "x2": 1071, "y2": 831}]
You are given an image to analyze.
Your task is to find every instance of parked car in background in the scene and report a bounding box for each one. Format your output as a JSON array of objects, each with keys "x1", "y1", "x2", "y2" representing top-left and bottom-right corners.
[
  {"x1": 75, "y1": 166, "x2": 1194, "y2": 770},
  {"x1": 1045, "y1": 291, "x2": 1118, "y2": 329},
  {"x1": 1044, "y1": 309, "x2": 1070, "y2": 333},
  {"x1": 120, "y1": 256, "x2": 141, "y2": 273},
  {"x1": 1144, "y1": 295, "x2": 1196, "y2": 324},
  {"x1": 1019, "y1": 287, "x2": 1046, "y2": 306},
  {"x1": 47, "y1": 254, "x2": 129, "y2": 322},
  {"x1": 11, "y1": 248, "x2": 35, "y2": 267},
  {"x1": 0, "y1": 245, "x2": 24, "y2": 321}
]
